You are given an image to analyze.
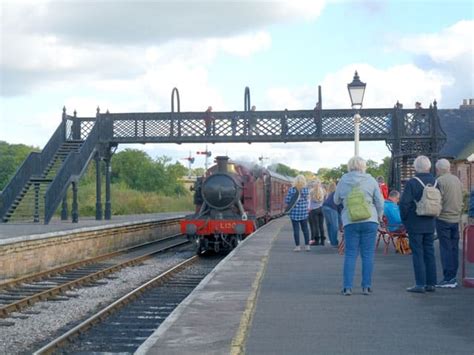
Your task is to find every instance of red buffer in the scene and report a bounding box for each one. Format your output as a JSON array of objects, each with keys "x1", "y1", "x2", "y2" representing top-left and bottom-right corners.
[{"x1": 462, "y1": 225, "x2": 474, "y2": 287}]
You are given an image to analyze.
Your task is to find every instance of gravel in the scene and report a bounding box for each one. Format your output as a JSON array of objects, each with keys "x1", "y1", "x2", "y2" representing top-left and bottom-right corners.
[{"x1": 0, "y1": 248, "x2": 195, "y2": 354}]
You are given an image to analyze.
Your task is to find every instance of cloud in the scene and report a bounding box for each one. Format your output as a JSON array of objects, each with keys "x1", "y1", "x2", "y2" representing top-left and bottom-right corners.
[
  {"x1": 393, "y1": 20, "x2": 474, "y2": 107},
  {"x1": 216, "y1": 31, "x2": 272, "y2": 57},
  {"x1": 2, "y1": 2, "x2": 469, "y2": 174},
  {"x1": 321, "y1": 64, "x2": 453, "y2": 108},
  {"x1": 399, "y1": 20, "x2": 474, "y2": 63},
  {"x1": 263, "y1": 63, "x2": 452, "y2": 110},
  {"x1": 2, "y1": 1, "x2": 324, "y2": 45},
  {"x1": 1, "y1": 1, "x2": 323, "y2": 96}
]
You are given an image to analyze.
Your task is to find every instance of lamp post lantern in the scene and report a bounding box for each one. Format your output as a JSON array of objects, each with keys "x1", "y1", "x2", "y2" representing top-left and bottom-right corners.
[{"x1": 347, "y1": 71, "x2": 366, "y2": 156}]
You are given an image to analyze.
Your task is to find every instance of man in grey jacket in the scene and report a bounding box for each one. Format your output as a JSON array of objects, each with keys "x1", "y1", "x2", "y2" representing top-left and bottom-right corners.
[{"x1": 435, "y1": 159, "x2": 464, "y2": 288}]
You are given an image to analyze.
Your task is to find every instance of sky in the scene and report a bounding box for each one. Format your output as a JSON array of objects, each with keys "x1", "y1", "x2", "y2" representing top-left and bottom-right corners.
[{"x1": 1, "y1": 0, "x2": 473, "y2": 172}]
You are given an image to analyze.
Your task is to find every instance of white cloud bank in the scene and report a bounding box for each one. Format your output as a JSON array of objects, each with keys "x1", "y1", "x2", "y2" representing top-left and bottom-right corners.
[
  {"x1": 395, "y1": 20, "x2": 474, "y2": 107},
  {"x1": 399, "y1": 20, "x2": 474, "y2": 63},
  {"x1": 1, "y1": 3, "x2": 472, "y2": 173},
  {"x1": 0, "y1": 0, "x2": 324, "y2": 95}
]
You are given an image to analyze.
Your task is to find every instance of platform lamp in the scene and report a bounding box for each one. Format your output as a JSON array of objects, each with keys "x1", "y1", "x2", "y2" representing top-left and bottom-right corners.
[{"x1": 347, "y1": 71, "x2": 366, "y2": 156}]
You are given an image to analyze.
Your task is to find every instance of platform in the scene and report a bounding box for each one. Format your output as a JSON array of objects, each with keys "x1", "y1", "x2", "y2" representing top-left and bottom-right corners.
[
  {"x1": 0, "y1": 213, "x2": 187, "y2": 282},
  {"x1": 0, "y1": 212, "x2": 186, "y2": 243},
  {"x1": 136, "y1": 218, "x2": 474, "y2": 355}
]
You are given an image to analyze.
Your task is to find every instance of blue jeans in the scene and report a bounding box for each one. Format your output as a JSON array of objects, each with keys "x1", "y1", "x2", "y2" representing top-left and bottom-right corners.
[
  {"x1": 343, "y1": 222, "x2": 378, "y2": 289},
  {"x1": 291, "y1": 219, "x2": 310, "y2": 246},
  {"x1": 322, "y1": 206, "x2": 339, "y2": 246},
  {"x1": 436, "y1": 219, "x2": 459, "y2": 281},
  {"x1": 408, "y1": 232, "x2": 437, "y2": 286}
]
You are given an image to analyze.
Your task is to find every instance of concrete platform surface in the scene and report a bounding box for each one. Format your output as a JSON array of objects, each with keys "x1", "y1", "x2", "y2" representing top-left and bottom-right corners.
[
  {"x1": 0, "y1": 212, "x2": 187, "y2": 244},
  {"x1": 137, "y1": 218, "x2": 474, "y2": 355}
]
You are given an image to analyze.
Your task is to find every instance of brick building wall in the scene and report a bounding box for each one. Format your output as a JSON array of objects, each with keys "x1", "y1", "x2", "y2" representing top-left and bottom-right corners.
[{"x1": 452, "y1": 160, "x2": 474, "y2": 192}]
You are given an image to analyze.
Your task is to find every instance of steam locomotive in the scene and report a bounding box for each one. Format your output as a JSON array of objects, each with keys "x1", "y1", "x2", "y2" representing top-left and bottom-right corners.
[{"x1": 181, "y1": 156, "x2": 292, "y2": 254}]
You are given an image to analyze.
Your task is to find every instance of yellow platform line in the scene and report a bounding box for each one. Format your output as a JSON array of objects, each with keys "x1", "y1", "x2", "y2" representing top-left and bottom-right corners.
[{"x1": 230, "y1": 224, "x2": 282, "y2": 355}]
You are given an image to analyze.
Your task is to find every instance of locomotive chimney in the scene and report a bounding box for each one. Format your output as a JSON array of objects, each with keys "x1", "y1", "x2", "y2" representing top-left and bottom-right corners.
[{"x1": 216, "y1": 156, "x2": 229, "y2": 173}]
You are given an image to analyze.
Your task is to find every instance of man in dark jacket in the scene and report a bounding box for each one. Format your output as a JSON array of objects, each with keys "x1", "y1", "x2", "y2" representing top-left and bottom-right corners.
[{"x1": 400, "y1": 155, "x2": 437, "y2": 293}]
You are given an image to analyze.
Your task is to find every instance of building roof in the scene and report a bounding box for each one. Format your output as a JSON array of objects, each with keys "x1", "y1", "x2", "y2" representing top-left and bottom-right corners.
[
  {"x1": 438, "y1": 108, "x2": 474, "y2": 159},
  {"x1": 455, "y1": 140, "x2": 474, "y2": 161}
]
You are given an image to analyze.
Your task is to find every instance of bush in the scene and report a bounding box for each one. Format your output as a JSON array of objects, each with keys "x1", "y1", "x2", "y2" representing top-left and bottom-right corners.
[{"x1": 70, "y1": 182, "x2": 193, "y2": 216}]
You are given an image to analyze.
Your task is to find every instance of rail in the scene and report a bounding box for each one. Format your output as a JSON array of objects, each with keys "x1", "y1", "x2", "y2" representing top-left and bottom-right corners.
[
  {"x1": 0, "y1": 231, "x2": 187, "y2": 318},
  {"x1": 33, "y1": 255, "x2": 199, "y2": 354}
]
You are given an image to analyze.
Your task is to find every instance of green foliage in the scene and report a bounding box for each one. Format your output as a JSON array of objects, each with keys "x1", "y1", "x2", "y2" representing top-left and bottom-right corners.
[
  {"x1": 110, "y1": 149, "x2": 188, "y2": 196},
  {"x1": 272, "y1": 163, "x2": 299, "y2": 177},
  {"x1": 318, "y1": 157, "x2": 390, "y2": 184},
  {"x1": 192, "y1": 167, "x2": 205, "y2": 177},
  {"x1": 72, "y1": 182, "x2": 193, "y2": 217},
  {"x1": 318, "y1": 164, "x2": 348, "y2": 182},
  {"x1": 0, "y1": 141, "x2": 39, "y2": 190}
]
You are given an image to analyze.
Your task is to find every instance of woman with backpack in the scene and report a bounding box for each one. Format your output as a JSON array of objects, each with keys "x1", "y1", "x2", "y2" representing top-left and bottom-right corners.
[
  {"x1": 285, "y1": 175, "x2": 311, "y2": 252},
  {"x1": 334, "y1": 156, "x2": 384, "y2": 296},
  {"x1": 399, "y1": 155, "x2": 438, "y2": 293}
]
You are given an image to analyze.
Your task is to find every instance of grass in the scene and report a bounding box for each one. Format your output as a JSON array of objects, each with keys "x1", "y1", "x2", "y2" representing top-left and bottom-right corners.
[{"x1": 74, "y1": 182, "x2": 193, "y2": 216}]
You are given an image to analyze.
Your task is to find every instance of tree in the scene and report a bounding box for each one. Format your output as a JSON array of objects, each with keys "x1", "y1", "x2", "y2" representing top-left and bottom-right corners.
[
  {"x1": 366, "y1": 157, "x2": 390, "y2": 182},
  {"x1": 111, "y1": 149, "x2": 159, "y2": 191},
  {"x1": 192, "y1": 167, "x2": 205, "y2": 177},
  {"x1": 271, "y1": 163, "x2": 298, "y2": 177},
  {"x1": 318, "y1": 164, "x2": 347, "y2": 182},
  {"x1": 0, "y1": 141, "x2": 39, "y2": 190}
]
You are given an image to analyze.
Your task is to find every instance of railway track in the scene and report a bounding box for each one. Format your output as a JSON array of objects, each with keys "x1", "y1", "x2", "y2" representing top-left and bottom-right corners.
[
  {"x1": 33, "y1": 254, "x2": 222, "y2": 354},
  {"x1": 0, "y1": 233, "x2": 189, "y2": 318}
]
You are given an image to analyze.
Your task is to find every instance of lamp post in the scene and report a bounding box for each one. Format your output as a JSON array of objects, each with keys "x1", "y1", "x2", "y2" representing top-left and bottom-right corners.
[{"x1": 347, "y1": 71, "x2": 366, "y2": 156}]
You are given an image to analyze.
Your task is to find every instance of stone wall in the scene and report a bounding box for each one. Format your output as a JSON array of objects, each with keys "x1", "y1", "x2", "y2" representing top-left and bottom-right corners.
[{"x1": 0, "y1": 219, "x2": 180, "y2": 283}]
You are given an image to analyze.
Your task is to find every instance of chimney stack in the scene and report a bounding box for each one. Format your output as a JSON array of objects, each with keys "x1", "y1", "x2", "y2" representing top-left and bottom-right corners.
[
  {"x1": 460, "y1": 98, "x2": 474, "y2": 109},
  {"x1": 216, "y1": 156, "x2": 229, "y2": 173}
]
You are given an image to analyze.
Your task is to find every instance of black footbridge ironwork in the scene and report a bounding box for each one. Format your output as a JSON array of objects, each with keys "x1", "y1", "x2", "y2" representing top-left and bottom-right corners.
[{"x1": 0, "y1": 86, "x2": 446, "y2": 224}]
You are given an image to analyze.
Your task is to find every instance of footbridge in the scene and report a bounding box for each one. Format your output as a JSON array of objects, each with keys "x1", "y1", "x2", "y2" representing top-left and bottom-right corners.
[{"x1": 0, "y1": 86, "x2": 446, "y2": 224}]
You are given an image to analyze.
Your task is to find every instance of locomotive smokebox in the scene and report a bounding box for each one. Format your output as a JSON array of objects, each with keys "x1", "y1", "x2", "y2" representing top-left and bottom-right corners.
[{"x1": 216, "y1": 156, "x2": 229, "y2": 173}]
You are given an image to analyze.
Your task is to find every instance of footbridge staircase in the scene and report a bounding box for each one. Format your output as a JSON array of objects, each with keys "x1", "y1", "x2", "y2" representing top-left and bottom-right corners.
[{"x1": 0, "y1": 110, "x2": 105, "y2": 224}]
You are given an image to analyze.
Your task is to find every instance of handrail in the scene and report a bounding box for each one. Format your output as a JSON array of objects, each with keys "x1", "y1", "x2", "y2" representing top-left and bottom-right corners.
[
  {"x1": 0, "y1": 153, "x2": 40, "y2": 220},
  {"x1": 44, "y1": 123, "x2": 99, "y2": 224},
  {"x1": 0, "y1": 122, "x2": 64, "y2": 221},
  {"x1": 40, "y1": 122, "x2": 65, "y2": 167}
]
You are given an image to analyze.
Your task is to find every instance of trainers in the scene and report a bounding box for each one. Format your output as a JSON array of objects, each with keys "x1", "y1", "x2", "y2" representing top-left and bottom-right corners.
[
  {"x1": 305, "y1": 245, "x2": 311, "y2": 251},
  {"x1": 435, "y1": 278, "x2": 457, "y2": 288},
  {"x1": 406, "y1": 286, "x2": 425, "y2": 293},
  {"x1": 341, "y1": 288, "x2": 352, "y2": 296},
  {"x1": 425, "y1": 285, "x2": 436, "y2": 292},
  {"x1": 309, "y1": 240, "x2": 316, "y2": 245},
  {"x1": 362, "y1": 287, "x2": 372, "y2": 295},
  {"x1": 293, "y1": 246, "x2": 301, "y2": 252}
]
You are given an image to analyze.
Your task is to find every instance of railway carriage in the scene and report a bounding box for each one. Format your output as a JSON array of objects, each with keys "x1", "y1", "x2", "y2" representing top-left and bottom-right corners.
[{"x1": 181, "y1": 156, "x2": 292, "y2": 254}]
